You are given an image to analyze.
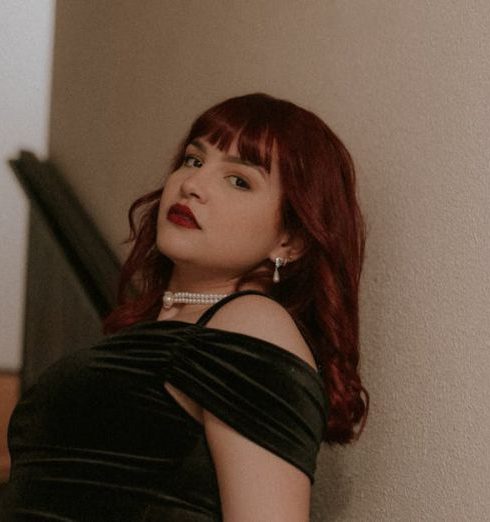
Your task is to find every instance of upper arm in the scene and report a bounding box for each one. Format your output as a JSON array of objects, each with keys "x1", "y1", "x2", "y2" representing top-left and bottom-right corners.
[
  {"x1": 203, "y1": 409, "x2": 311, "y2": 522},
  {"x1": 203, "y1": 295, "x2": 316, "y2": 521}
]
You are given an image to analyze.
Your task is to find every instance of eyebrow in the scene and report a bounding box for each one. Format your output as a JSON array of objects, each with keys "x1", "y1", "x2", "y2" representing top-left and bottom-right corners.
[{"x1": 189, "y1": 139, "x2": 267, "y2": 178}]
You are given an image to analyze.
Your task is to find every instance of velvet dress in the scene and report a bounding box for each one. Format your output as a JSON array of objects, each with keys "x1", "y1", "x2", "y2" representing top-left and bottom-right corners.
[{"x1": 0, "y1": 290, "x2": 328, "y2": 521}]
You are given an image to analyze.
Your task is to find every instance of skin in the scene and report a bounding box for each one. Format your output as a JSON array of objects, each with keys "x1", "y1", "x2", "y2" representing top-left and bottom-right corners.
[
  {"x1": 156, "y1": 137, "x2": 296, "y2": 300},
  {"x1": 156, "y1": 137, "x2": 316, "y2": 521}
]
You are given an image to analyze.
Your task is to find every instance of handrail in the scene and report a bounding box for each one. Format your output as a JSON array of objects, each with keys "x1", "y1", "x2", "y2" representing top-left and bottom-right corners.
[{"x1": 9, "y1": 150, "x2": 120, "y2": 317}]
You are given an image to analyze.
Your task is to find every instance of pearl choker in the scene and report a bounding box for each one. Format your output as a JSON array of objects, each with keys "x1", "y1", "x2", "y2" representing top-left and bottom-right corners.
[{"x1": 162, "y1": 291, "x2": 229, "y2": 309}]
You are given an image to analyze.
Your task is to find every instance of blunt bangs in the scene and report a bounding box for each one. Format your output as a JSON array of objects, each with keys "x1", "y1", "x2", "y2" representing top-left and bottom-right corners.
[{"x1": 185, "y1": 96, "x2": 280, "y2": 173}]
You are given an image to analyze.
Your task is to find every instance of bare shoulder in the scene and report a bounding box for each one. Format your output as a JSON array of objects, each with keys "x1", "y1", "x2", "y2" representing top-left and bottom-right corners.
[{"x1": 206, "y1": 294, "x2": 318, "y2": 371}]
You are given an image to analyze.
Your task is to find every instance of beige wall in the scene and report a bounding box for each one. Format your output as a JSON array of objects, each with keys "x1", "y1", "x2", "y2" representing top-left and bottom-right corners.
[
  {"x1": 0, "y1": 0, "x2": 54, "y2": 483},
  {"x1": 0, "y1": 0, "x2": 55, "y2": 371},
  {"x1": 49, "y1": 1, "x2": 490, "y2": 520}
]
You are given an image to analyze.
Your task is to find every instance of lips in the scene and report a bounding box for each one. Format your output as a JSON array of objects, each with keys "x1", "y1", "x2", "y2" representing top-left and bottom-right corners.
[{"x1": 167, "y1": 203, "x2": 201, "y2": 229}]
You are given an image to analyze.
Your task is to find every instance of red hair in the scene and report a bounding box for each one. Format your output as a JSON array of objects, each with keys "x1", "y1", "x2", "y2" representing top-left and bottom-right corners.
[{"x1": 103, "y1": 93, "x2": 369, "y2": 444}]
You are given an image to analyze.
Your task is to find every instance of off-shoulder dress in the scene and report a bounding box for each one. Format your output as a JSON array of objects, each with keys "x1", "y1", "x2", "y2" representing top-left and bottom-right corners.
[{"x1": 0, "y1": 290, "x2": 328, "y2": 521}]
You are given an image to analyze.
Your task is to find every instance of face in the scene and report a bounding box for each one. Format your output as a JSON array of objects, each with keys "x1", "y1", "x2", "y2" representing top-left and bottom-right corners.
[{"x1": 156, "y1": 137, "x2": 288, "y2": 281}]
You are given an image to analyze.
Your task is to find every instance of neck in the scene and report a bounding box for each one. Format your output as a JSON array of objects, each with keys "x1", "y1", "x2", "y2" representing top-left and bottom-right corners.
[{"x1": 167, "y1": 265, "x2": 239, "y2": 295}]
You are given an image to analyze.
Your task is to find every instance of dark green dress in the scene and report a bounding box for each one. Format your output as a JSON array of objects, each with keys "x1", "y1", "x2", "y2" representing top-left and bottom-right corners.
[{"x1": 1, "y1": 290, "x2": 327, "y2": 521}]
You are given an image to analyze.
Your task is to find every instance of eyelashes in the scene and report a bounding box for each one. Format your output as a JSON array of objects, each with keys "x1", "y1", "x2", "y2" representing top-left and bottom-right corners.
[
  {"x1": 182, "y1": 154, "x2": 203, "y2": 168},
  {"x1": 182, "y1": 154, "x2": 251, "y2": 191},
  {"x1": 227, "y1": 175, "x2": 250, "y2": 190}
]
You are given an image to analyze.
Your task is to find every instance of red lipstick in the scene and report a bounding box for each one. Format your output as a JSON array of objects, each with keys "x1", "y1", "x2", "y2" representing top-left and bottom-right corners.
[{"x1": 167, "y1": 203, "x2": 201, "y2": 229}]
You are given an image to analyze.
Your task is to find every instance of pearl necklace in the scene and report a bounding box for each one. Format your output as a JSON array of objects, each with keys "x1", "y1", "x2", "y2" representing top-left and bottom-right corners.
[{"x1": 162, "y1": 290, "x2": 229, "y2": 309}]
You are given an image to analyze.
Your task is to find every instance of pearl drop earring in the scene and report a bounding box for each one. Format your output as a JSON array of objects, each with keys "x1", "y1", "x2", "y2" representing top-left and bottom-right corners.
[{"x1": 273, "y1": 257, "x2": 285, "y2": 283}]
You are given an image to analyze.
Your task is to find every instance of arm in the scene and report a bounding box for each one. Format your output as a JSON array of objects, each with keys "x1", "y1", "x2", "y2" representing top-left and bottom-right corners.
[
  {"x1": 204, "y1": 409, "x2": 311, "y2": 522},
  {"x1": 204, "y1": 295, "x2": 317, "y2": 521}
]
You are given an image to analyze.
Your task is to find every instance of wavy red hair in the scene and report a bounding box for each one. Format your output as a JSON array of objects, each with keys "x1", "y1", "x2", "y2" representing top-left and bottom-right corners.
[{"x1": 103, "y1": 93, "x2": 369, "y2": 444}]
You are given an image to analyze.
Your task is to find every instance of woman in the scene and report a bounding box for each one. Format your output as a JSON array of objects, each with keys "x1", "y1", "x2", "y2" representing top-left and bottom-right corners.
[{"x1": 1, "y1": 93, "x2": 368, "y2": 521}]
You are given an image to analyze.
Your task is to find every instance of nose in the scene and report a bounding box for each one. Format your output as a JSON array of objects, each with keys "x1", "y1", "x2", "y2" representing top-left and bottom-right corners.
[{"x1": 179, "y1": 166, "x2": 210, "y2": 202}]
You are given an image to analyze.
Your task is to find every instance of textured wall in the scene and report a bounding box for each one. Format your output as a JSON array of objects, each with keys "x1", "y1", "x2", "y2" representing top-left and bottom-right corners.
[
  {"x1": 0, "y1": 1, "x2": 55, "y2": 370},
  {"x1": 49, "y1": 1, "x2": 490, "y2": 520}
]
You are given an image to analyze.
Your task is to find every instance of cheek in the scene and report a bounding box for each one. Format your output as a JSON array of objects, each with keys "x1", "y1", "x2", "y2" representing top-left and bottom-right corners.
[
  {"x1": 156, "y1": 198, "x2": 166, "y2": 225},
  {"x1": 247, "y1": 198, "x2": 281, "y2": 232},
  {"x1": 156, "y1": 191, "x2": 174, "y2": 239},
  {"x1": 226, "y1": 203, "x2": 281, "y2": 245},
  {"x1": 157, "y1": 183, "x2": 176, "y2": 215}
]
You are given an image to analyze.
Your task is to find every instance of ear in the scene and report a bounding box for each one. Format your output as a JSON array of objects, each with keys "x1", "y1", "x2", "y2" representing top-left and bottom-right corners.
[{"x1": 270, "y1": 231, "x2": 306, "y2": 264}]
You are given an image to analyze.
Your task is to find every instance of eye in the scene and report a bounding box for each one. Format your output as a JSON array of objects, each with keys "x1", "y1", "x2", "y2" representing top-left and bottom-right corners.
[
  {"x1": 182, "y1": 154, "x2": 203, "y2": 168},
  {"x1": 227, "y1": 175, "x2": 251, "y2": 190}
]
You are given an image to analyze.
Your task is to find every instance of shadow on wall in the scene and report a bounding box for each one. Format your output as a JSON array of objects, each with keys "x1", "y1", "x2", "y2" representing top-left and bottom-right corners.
[
  {"x1": 311, "y1": 447, "x2": 353, "y2": 522},
  {"x1": 9, "y1": 151, "x2": 121, "y2": 390}
]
